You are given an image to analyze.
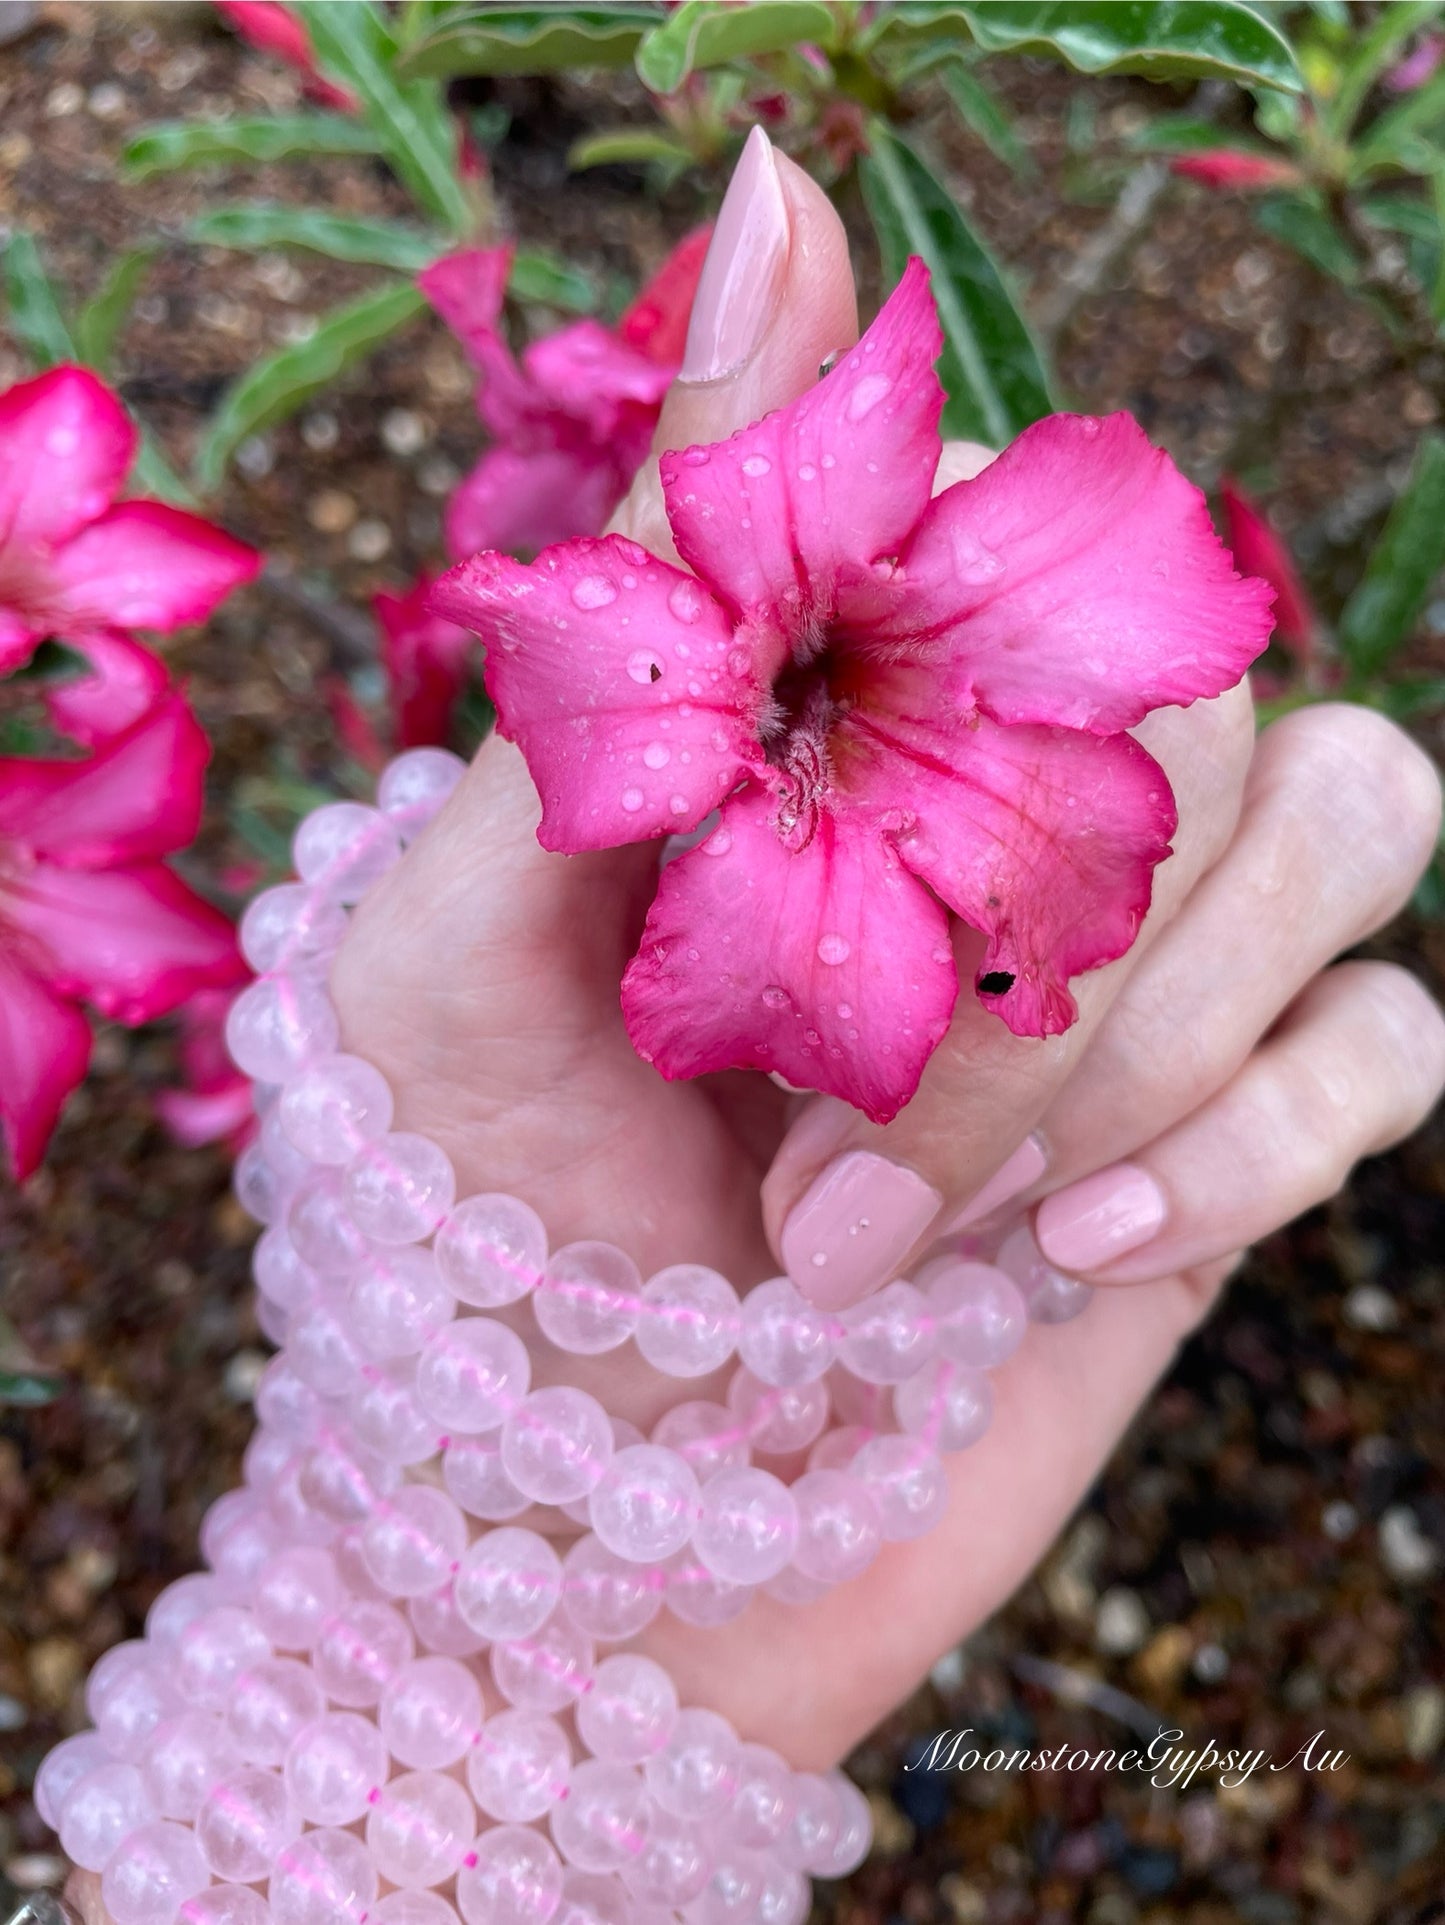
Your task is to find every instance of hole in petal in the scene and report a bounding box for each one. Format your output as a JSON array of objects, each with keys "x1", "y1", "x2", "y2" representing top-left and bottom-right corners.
[{"x1": 979, "y1": 972, "x2": 1016, "y2": 996}]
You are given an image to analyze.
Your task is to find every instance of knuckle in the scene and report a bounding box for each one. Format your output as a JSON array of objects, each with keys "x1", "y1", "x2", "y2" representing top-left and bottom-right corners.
[{"x1": 1350, "y1": 963, "x2": 1445, "y2": 1133}]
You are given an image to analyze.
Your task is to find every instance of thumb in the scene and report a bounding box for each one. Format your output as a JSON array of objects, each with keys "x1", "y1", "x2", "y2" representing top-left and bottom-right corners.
[{"x1": 611, "y1": 126, "x2": 858, "y2": 560}]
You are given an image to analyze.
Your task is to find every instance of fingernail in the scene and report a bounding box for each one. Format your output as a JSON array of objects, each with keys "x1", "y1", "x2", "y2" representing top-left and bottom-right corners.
[
  {"x1": 1034, "y1": 1163, "x2": 1166, "y2": 1273},
  {"x1": 680, "y1": 126, "x2": 790, "y2": 383},
  {"x1": 781, "y1": 1151, "x2": 942, "y2": 1310},
  {"x1": 947, "y1": 1134, "x2": 1047, "y2": 1231}
]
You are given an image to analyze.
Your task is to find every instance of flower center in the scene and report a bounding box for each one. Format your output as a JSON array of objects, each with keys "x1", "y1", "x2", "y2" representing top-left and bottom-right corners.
[{"x1": 759, "y1": 630, "x2": 866, "y2": 852}]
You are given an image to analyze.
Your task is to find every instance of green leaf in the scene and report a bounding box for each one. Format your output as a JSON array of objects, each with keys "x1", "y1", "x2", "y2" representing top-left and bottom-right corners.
[
  {"x1": 1338, "y1": 434, "x2": 1445, "y2": 676},
  {"x1": 1252, "y1": 190, "x2": 1360, "y2": 283},
  {"x1": 296, "y1": 1, "x2": 471, "y2": 232},
  {"x1": 859, "y1": 124, "x2": 1052, "y2": 449},
  {"x1": 195, "y1": 282, "x2": 425, "y2": 493},
  {"x1": 940, "y1": 62, "x2": 1035, "y2": 175},
  {"x1": 397, "y1": 6, "x2": 656, "y2": 78},
  {"x1": 2, "y1": 230, "x2": 75, "y2": 368},
  {"x1": 130, "y1": 438, "x2": 198, "y2": 508},
  {"x1": 191, "y1": 205, "x2": 442, "y2": 273},
  {"x1": 508, "y1": 249, "x2": 601, "y2": 313},
  {"x1": 1327, "y1": 0, "x2": 1441, "y2": 141},
  {"x1": 1353, "y1": 65, "x2": 1445, "y2": 179},
  {"x1": 122, "y1": 115, "x2": 384, "y2": 180},
  {"x1": 1434, "y1": 173, "x2": 1445, "y2": 323},
  {"x1": 0, "y1": 1367, "x2": 64, "y2": 1408},
  {"x1": 568, "y1": 127, "x2": 698, "y2": 171},
  {"x1": 872, "y1": 1, "x2": 1303, "y2": 91},
  {"x1": 1130, "y1": 111, "x2": 1273, "y2": 153},
  {"x1": 1369, "y1": 674, "x2": 1445, "y2": 720},
  {"x1": 74, "y1": 245, "x2": 158, "y2": 371},
  {"x1": 635, "y1": 0, "x2": 836, "y2": 93}
]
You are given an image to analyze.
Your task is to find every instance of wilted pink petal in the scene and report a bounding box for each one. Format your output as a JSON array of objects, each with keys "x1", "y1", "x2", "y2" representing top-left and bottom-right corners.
[
  {"x1": 44, "y1": 632, "x2": 171, "y2": 746},
  {"x1": 662, "y1": 256, "x2": 944, "y2": 629},
  {"x1": 0, "y1": 695, "x2": 211, "y2": 866},
  {"x1": 1169, "y1": 151, "x2": 1301, "y2": 190},
  {"x1": 617, "y1": 226, "x2": 712, "y2": 365},
  {"x1": 50, "y1": 500, "x2": 260, "y2": 634},
  {"x1": 0, "y1": 953, "x2": 93, "y2": 1181},
  {"x1": 623, "y1": 786, "x2": 956, "y2": 1122},
  {"x1": 432, "y1": 534, "x2": 755, "y2": 849},
  {"x1": 866, "y1": 412, "x2": 1273, "y2": 734},
  {"x1": 0, "y1": 364, "x2": 135, "y2": 553},
  {"x1": 214, "y1": 1, "x2": 358, "y2": 111},
  {"x1": 374, "y1": 575, "x2": 475, "y2": 748},
  {"x1": 445, "y1": 444, "x2": 625, "y2": 563},
  {"x1": 1220, "y1": 478, "x2": 1315, "y2": 660}
]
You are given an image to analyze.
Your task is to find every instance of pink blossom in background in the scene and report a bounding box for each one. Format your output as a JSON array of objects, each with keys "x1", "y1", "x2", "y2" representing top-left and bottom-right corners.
[
  {"x1": 213, "y1": 1, "x2": 358, "y2": 112},
  {"x1": 0, "y1": 696, "x2": 241, "y2": 1179},
  {"x1": 155, "y1": 985, "x2": 256, "y2": 1152},
  {"x1": 1386, "y1": 33, "x2": 1444, "y2": 91},
  {"x1": 435, "y1": 261, "x2": 1273, "y2": 1122},
  {"x1": 1220, "y1": 479, "x2": 1318, "y2": 664},
  {"x1": 420, "y1": 228, "x2": 710, "y2": 561},
  {"x1": 374, "y1": 574, "x2": 476, "y2": 748},
  {"x1": 0, "y1": 366, "x2": 260, "y2": 740},
  {"x1": 1169, "y1": 151, "x2": 1301, "y2": 190}
]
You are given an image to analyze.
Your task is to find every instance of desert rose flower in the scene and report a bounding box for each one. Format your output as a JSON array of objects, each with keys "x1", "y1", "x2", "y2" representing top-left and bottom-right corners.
[
  {"x1": 1169, "y1": 151, "x2": 1301, "y2": 190},
  {"x1": 0, "y1": 696, "x2": 241, "y2": 1179},
  {"x1": 434, "y1": 260, "x2": 1273, "y2": 1122},
  {"x1": 213, "y1": 1, "x2": 358, "y2": 111},
  {"x1": 1220, "y1": 479, "x2": 1318, "y2": 663},
  {"x1": 374, "y1": 574, "x2": 476, "y2": 748},
  {"x1": 420, "y1": 229, "x2": 710, "y2": 560},
  {"x1": 0, "y1": 366, "x2": 260, "y2": 739}
]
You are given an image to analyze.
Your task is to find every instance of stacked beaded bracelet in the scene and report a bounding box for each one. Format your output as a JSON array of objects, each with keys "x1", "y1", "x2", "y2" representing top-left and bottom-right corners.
[{"x1": 38, "y1": 749, "x2": 1092, "y2": 1925}]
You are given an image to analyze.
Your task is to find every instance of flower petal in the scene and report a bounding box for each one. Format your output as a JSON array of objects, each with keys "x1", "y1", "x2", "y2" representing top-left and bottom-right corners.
[
  {"x1": 0, "y1": 693, "x2": 211, "y2": 866},
  {"x1": 616, "y1": 225, "x2": 712, "y2": 367},
  {"x1": 444, "y1": 444, "x2": 626, "y2": 561},
  {"x1": 432, "y1": 534, "x2": 759, "y2": 850},
  {"x1": 215, "y1": 2, "x2": 358, "y2": 110},
  {"x1": 156, "y1": 1080, "x2": 257, "y2": 1150},
  {"x1": 51, "y1": 500, "x2": 260, "y2": 634},
  {"x1": 1220, "y1": 478, "x2": 1316, "y2": 660},
  {"x1": 520, "y1": 321, "x2": 672, "y2": 438},
  {"x1": 869, "y1": 412, "x2": 1273, "y2": 734},
  {"x1": 419, "y1": 247, "x2": 533, "y2": 434},
  {"x1": 660, "y1": 256, "x2": 944, "y2": 628},
  {"x1": 0, "y1": 955, "x2": 92, "y2": 1181},
  {"x1": 375, "y1": 576, "x2": 475, "y2": 747},
  {"x1": 0, "y1": 364, "x2": 135, "y2": 552},
  {"x1": 43, "y1": 631, "x2": 171, "y2": 746},
  {"x1": 843, "y1": 669, "x2": 1177, "y2": 1037},
  {"x1": 0, "y1": 610, "x2": 36, "y2": 672},
  {"x1": 622, "y1": 782, "x2": 957, "y2": 1123},
  {"x1": 6, "y1": 861, "x2": 241, "y2": 1024}
]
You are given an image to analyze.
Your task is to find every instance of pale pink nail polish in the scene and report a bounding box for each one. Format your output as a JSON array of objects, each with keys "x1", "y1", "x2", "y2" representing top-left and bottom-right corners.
[
  {"x1": 1034, "y1": 1163, "x2": 1166, "y2": 1273},
  {"x1": 947, "y1": 1134, "x2": 1047, "y2": 1231},
  {"x1": 781, "y1": 1151, "x2": 942, "y2": 1310},
  {"x1": 680, "y1": 126, "x2": 790, "y2": 383}
]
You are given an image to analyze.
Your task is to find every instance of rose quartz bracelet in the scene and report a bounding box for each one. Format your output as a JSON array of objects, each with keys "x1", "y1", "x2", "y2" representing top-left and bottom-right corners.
[{"x1": 37, "y1": 749, "x2": 1091, "y2": 1925}]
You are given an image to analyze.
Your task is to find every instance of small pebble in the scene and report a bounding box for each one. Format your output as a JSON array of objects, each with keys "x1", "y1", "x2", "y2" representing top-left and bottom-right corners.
[
  {"x1": 0, "y1": 1693, "x2": 25, "y2": 1731},
  {"x1": 863, "y1": 1790, "x2": 912, "y2": 1858},
  {"x1": 938, "y1": 1875, "x2": 987, "y2": 1923},
  {"x1": 1322, "y1": 1499, "x2": 1358, "y2": 1541},
  {"x1": 381, "y1": 408, "x2": 429, "y2": 456},
  {"x1": 1379, "y1": 1506, "x2": 1439, "y2": 1582},
  {"x1": 303, "y1": 411, "x2": 340, "y2": 452},
  {"x1": 1343, "y1": 1283, "x2": 1397, "y2": 1331},
  {"x1": 1094, "y1": 1586, "x2": 1149, "y2": 1656},
  {"x1": 224, "y1": 1349, "x2": 268, "y2": 1402},
  {"x1": 236, "y1": 436, "x2": 275, "y2": 480},
  {"x1": 418, "y1": 454, "x2": 461, "y2": 498},
  {"x1": 348, "y1": 518, "x2": 392, "y2": 562},
  {"x1": 310, "y1": 489, "x2": 357, "y2": 534},
  {"x1": 46, "y1": 81, "x2": 83, "y2": 116},
  {"x1": 274, "y1": 313, "x2": 318, "y2": 346},
  {"x1": 928, "y1": 1646, "x2": 965, "y2": 1694},
  {"x1": 1191, "y1": 1641, "x2": 1229, "y2": 1685},
  {"x1": 1405, "y1": 1683, "x2": 1445, "y2": 1761},
  {"x1": 88, "y1": 82, "x2": 126, "y2": 118}
]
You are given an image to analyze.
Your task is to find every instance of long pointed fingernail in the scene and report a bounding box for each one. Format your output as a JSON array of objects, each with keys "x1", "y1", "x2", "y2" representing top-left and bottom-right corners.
[
  {"x1": 781, "y1": 1151, "x2": 942, "y2": 1310},
  {"x1": 1035, "y1": 1163, "x2": 1166, "y2": 1273},
  {"x1": 947, "y1": 1134, "x2": 1047, "y2": 1231},
  {"x1": 680, "y1": 125, "x2": 790, "y2": 383}
]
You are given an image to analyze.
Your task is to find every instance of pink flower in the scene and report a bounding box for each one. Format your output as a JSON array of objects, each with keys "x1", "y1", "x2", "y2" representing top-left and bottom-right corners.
[
  {"x1": 155, "y1": 985, "x2": 256, "y2": 1152},
  {"x1": 1220, "y1": 479, "x2": 1317, "y2": 663},
  {"x1": 434, "y1": 262, "x2": 1273, "y2": 1122},
  {"x1": 374, "y1": 575, "x2": 476, "y2": 748},
  {"x1": 1169, "y1": 151, "x2": 1301, "y2": 191},
  {"x1": 214, "y1": 2, "x2": 358, "y2": 112},
  {"x1": 1386, "y1": 33, "x2": 1444, "y2": 91},
  {"x1": 0, "y1": 366, "x2": 260, "y2": 739},
  {"x1": 0, "y1": 696, "x2": 241, "y2": 1179},
  {"x1": 420, "y1": 230, "x2": 710, "y2": 560}
]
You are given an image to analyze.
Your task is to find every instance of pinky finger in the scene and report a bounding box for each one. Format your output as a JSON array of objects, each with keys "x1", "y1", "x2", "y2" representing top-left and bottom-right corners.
[{"x1": 1029, "y1": 961, "x2": 1445, "y2": 1286}]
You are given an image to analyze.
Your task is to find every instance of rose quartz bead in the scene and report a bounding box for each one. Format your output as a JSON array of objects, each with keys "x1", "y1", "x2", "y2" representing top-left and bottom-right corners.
[
  {"x1": 252, "y1": 1548, "x2": 342, "y2": 1652},
  {"x1": 202, "y1": 1494, "x2": 282, "y2": 1590},
  {"x1": 790, "y1": 1471, "x2": 883, "y2": 1585},
  {"x1": 416, "y1": 1317, "x2": 530, "y2": 1434},
  {"x1": 752, "y1": 1861, "x2": 809, "y2": 1925},
  {"x1": 253, "y1": 1230, "x2": 319, "y2": 1316},
  {"x1": 269, "y1": 1455, "x2": 341, "y2": 1545},
  {"x1": 176, "y1": 1608, "x2": 272, "y2": 1712},
  {"x1": 443, "y1": 1433, "x2": 529, "y2": 1521},
  {"x1": 35, "y1": 1730, "x2": 111, "y2": 1828},
  {"x1": 467, "y1": 1709, "x2": 570, "y2": 1822},
  {"x1": 663, "y1": 1555, "x2": 752, "y2": 1629},
  {"x1": 650, "y1": 1401, "x2": 748, "y2": 1483},
  {"x1": 850, "y1": 1433, "x2": 948, "y2": 1540},
  {"x1": 409, "y1": 1582, "x2": 489, "y2": 1659},
  {"x1": 241, "y1": 883, "x2": 348, "y2": 975},
  {"x1": 253, "y1": 1362, "x2": 322, "y2": 1443},
  {"x1": 560, "y1": 1534, "x2": 663, "y2": 1643},
  {"x1": 293, "y1": 802, "x2": 401, "y2": 902},
  {"x1": 226, "y1": 974, "x2": 339, "y2": 1083},
  {"x1": 810, "y1": 1772, "x2": 871, "y2": 1875},
  {"x1": 180, "y1": 1886, "x2": 271, "y2": 1925},
  {"x1": 283, "y1": 1711, "x2": 387, "y2": 1826},
  {"x1": 380, "y1": 1655, "x2": 483, "y2": 1769},
  {"x1": 280, "y1": 1054, "x2": 394, "y2": 1165},
  {"x1": 454, "y1": 1527, "x2": 561, "y2": 1642},
  {"x1": 645, "y1": 1708, "x2": 741, "y2": 1819},
  {"x1": 362, "y1": 1485, "x2": 468, "y2": 1599},
  {"x1": 87, "y1": 1641, "x2": 178, "y2": 1759},
  {"x1": 345, "y1": 1133, "x2": 456, "y2": 1245},
  {"x1": 59, "y1": 1762, "x2": 156, "y2": 1870},
  {"x1": 725, "y1": 1370, "x2": 829, "y2": 1455},
  {"x1": 762, "y1": 1566, "x2": 830, "y2": 1606},
  {"x1": 300, "y1": 1433, "x2": 398, "y2": 1525},
  {"x1": 456, "y1": 1824, "x2": 564, "y2": 1925},
  {"x1": 372, "y1": 1896, "x2": 460, "y2": 1925},
  {"x1": 777, "y1": 1772, "x2": 845, "y2": 1875},
  {"x1": 555, "y1": 1873, "x2": 628, "y2": 1925},
  {"x1": 501, "y1": 1386, "x2": 614, "y2": 1505},
  {"x1": 806, "y1": 1424, "x2": 871, "y2": 1472},
  {"x1": 226, "y1": 1657, "x2": 325, "y2": 1765},
  {"x1": 825, "y1": 1363, "x2": 892, "y2": 1431},
  {"x1": 286, "y1": 1172, "x2": 371, "y2": 1278},
  {"x1": 561, "y1": 1416, "x2": 644, "y2": 1527},
  {"x1": 255, "y1": 1292, "x2": 291, "y2": 1348},
  {"x1": 490, "y1": 1615, "x2": 595, "y2": 1715},
  {"x1": 195, "y1": 1765, "x2": 298, "y2": 1881},
  {"x1": 234, "y1": 1141, "x2": 285, "y2": 1226},
  {"x1": 312, "y1": 1598, "x2": 414, "y2": 1707},
  {"x1": 269, "y1": 1826, "x2": 378, "y2": 1925},
  {"x1": 737, "y1": 1278, "x2": 836, "y2": 1387},
  {"x1": 378, "y1": 749, "x2": 466, "y2": 837},
  {"x1": 997, "y1": 1224, "x2": 1095, "y2": 1323},
  {"x1": 549, "y1": 1760, "x2": 648, "y2": 1874},
  {"x1": 244, "y1": 1427, "x2": 295, "y2": 1493},
  {"x1": 436, "y1": 1194, "x2": 547, "y2": 1309},
  {"x1": 927, "y1": 1259, "x2": 1027, "y2": 1367},
  {"x1": 589, "y1": 1445, "x2": 700, "y2": 1563},
  {"x1": 146, "y1": 1575, "x2": 231, "y2": 1654},
  {"x1": 331, "y1": 1523, "x2": 388, "y2": 1599},
  {"x1": 693, "y1": 1467, "x2": 797, "y2": 1585},
  {"x1": 727, "y1": 1745, "x2": 795, "y2": 1850},
  {"x1": 689, "y1": 1854, "x2": 765, "y2": 1925},
  {"x1": 622, "y1": 1808, "x2": 712, "y2": 1907},
  {"x1": 102, "y1": 1818, "x2": 210, "y2": 1925},
  {"x1": 366, "y1": 1768, "x2": 477, "y2": 1888},
  {"x1": 893, "y1": 1357, "x2": 994, "y2": 1453},
  {"x1": 576, "y1": 1654, "x2": 677, "y2": 1764},
  {"x1": 534, "y1": 1242, "x2": 640, "y2": 1355},
  {"x1": 636, "y1": 1266, "x2": 740, "y2": 1378},
  {"x1": 836, "y1": 1279, "x2": 934, "y2": 1383},
  {"x1": 259, "y1": 1106, "x2": 312, "y2": 1190},
  {"x1": 289, "y1": 1302, "x2": 366, "y2": 1398},
  {"x1": 352, "y1": 1364, "x2": 439, "y2": 1467}
]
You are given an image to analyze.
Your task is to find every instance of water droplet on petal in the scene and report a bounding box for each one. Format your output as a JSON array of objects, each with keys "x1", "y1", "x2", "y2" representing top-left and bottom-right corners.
[
  {"x1": 642, "y1": 742, "x2": 670, "y2": 769},
  {"x1": 667, "y1": 578, "x2": 706, "y2": 624},
  {"x1": 680, "y1": 447, "x2": 711, "y2": 467},
  {"x1": 620, "y1": 788, "x2": 645, "y2": 813},
  {"x1": 837, "y1": 1002, "x2": 853, "y2": 1020},
  {"x1": 816, "y1": 933, "x2": 851, "y2": 966},
  {"x1": 952, "y1": 531, "x2": 1005, "y2": 585},
  {"x1": 797, "y1": 463, "x2": 817, "y2": 482},
  {"x1": 627, "y1": 651, "x2": 664, "y2": 684},
  {"x1": 572, "y1": 574, "x2": 617, "y2": 609},
  {"x1": 701, "y1": 828, "x2": 732, "y2": 857},
  {"x1": 741, "y1": 453, "x2": 772, "y2": 478},
  {"x1": 668, "y1": 794, "x2": 688, "y2": 814},
  {"x1": 821, "y1": 454, "x2": 836, "y2": 470},
  {"x1": 1080, "y1": 417, "x2": 1101, "y2": 438},
  {"x1": 761, "y1": 985, "x2": 789, "y2": 1010},
  {"x1": 847, "y1": 374, "x2": 894, "y2": 421}
]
